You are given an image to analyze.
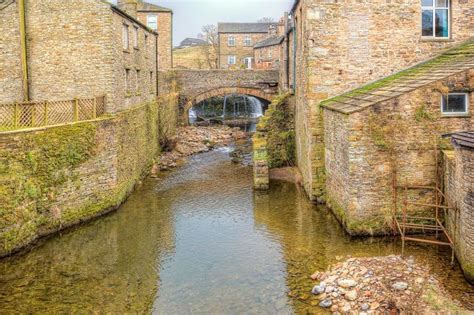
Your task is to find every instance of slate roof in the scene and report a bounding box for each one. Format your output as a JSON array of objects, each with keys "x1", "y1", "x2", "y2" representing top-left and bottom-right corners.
[
  {"x1": 218, "y1": 22, "x2": 276, "y2": 34},
  {"x1": 451, "y1": 131, "x2": 474, "y2": 150},
  {"x1": 321, "y1": 38, "x2": 474, "y2": 114},
  {"x1": 254, "y1": 36, "x2": 284, "y2": 49},
  {"x1": 137, "y1": 1, "x2": 172, "y2": 13}
]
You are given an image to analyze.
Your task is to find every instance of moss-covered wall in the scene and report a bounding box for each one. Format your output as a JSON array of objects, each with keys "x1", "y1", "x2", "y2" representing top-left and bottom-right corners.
[{"x1": 0, "y1": 101, "x2": 160, "y2": 256}]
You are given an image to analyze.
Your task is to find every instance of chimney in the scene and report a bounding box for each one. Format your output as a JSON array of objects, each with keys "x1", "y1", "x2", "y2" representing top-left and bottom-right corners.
[{"x1": 117, "y1": 0, "x2": 138, "y2": 18}]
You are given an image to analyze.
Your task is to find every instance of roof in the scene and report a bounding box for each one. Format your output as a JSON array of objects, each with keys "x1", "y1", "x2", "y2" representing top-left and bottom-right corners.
[
  {"x1": 110, "y1": 5, "x2": 158, "y2": 35},
  {"x1": 180, "y1": 38, "x2": 207, "y2": 46},
  {"x1": 137, "y1": 1, "x2": 172, "y2": 13},
  {"x1": 254, "y1": 35, "x2": 284, "y2": 49},
  {"x1": 218, "y1": 22, "x2": 276, "y2": 34},
  {"x1": 321, "y1": 38, "x2": 474, "y2": 114},
  {"x1": 451, "y1": 131, "x2": 474, "y2": 150}
]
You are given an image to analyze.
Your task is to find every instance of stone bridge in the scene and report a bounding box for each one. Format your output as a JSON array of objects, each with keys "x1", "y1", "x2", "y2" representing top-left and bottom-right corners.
[{"x1": 159, "y1": 69, "x2": 279, "y2": 121}]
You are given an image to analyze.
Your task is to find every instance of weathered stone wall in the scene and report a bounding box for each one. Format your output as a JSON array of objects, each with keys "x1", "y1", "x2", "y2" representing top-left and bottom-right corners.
[
  {"x1": 111, "y1": 9, "x2": 158, "y2": 112},
  {"x1": 0, "y1": 101, "x2": 159, "y2": 257},
  {"x1": 291, "y1": 0, "x2": 474, "y2": 200},
  {"x1": 444, "y1": 147, "x2": 474, "y2": 283},
  {"x1": 323, "y1": 70, "x2": 474, "y2": 235},
  {"x1": 0, "y1": 1, "x2": 23, "y2": 103},
  {"x1": 218, "y1": 33, "x2": 268, "y2": 69},
  {"x1": 137, "y1": 10, "x2": 173, "y2": 70}
]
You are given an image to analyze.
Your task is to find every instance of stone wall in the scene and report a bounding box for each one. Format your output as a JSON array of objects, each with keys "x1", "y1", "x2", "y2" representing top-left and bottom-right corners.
[
  {"x1": 218, "y1": 33, "x2": 268, "y2": 69},
  {"x1": 289, "y1": 0, "x2": 474, "y2": 200},
  {"x1": 444, "y1": 147, "x2": 474, "y2": 283},
  {"x1": 323, "y1": 70, "x2": 474, "y2": 235},
  {"x1": 0, "y1": 101, "x2": 160, "y2": 257},
  {"x1": 0, "y1": 0, "x2": 157, "y2": 113},
  {"x1": 0, "y1": 1, "x2": 22, "y2": 103}
]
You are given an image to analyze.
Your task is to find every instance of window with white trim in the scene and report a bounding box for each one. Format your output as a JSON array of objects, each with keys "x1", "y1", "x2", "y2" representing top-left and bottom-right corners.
[
  {"x1": 244, "y1": 36, "x2": 252, "y2": 46},
  {"x1": 147, "y1": 15, "x2": 157, "y2": 30},
  {"x1": 122, "y1": 24, "x2": 129, "y2": 50},
  {"x1": 228, "y1": 36, "x2": 235, "y2": 46},
  {"x1": 133, "y1": 26, "x2": 139, "y2": 48},
  {"x1": 422, "y1": 0, "x2": 450, "y2": 38},
  {"x1": 441, "y1": 93, "x2": 469, "y2": 115},
  {"x1": 228, "y1": 55, "x2": 236, "y2": 65},
  {"x1": 268, "y1": 50, "x2": 272, "y2": 59}
]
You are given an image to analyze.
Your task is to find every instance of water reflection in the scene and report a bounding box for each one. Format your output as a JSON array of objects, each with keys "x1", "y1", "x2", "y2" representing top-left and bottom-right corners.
[{"x1": 0, "y1": 150, "x2": 472, "y2": 313}]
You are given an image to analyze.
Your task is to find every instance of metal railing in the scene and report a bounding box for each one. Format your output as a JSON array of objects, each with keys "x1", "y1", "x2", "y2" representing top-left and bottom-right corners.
[{"x1": 0, "y1": 96, "x2": 106, "y2": 131}]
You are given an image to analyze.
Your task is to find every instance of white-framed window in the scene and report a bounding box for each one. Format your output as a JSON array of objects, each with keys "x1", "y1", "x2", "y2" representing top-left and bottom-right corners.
[
  {"x1": 228, "y1": 36, "x2": 235, "y2": 46},
  {"x1": 441, "y1": 93, "x2": 469, "y2": 115},
  {"x1": 228, "y1": 55, "x2": 236, "y2": 65},
  {"x1": 268, "y1": 50, "x2": 272, "y2": 59},
  {"x1": 147, "y1": 15, "x2": 158, "y2": 30},
  {"x1": 133, "y1": 26, "x2": 139, "y2": 48},
  {"x1": 422, "y1": 0, "x2": 450, "y2": 38},
  {"x1": 125, "y1": 68, "x2": 131, "y2": 93},
  {"x1": 136, "y1": 69, "x2": 141, "y2": 92},
  {"x1": 122, "y1": 24, "x2": 129, "y2": 50},
  {"x1": 244, "y1": 36, "x2": 252, "y2": 46}
]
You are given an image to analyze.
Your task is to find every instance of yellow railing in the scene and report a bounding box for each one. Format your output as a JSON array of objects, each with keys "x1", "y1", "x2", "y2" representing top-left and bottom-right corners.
[{"x1": 0, "y1": 96, "x2": 106, "y2": 131}]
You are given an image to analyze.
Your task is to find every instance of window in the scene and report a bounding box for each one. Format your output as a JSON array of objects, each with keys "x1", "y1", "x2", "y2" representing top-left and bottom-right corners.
[
  {"x1": 125, "y1": 69, "x2": 131, "y2": 93},
  {"x1": 422, "y1": 0, "x2": 449, "y2": 38},
  {"x1": 133, "y1": 26, "x2": 139, "y2": 48},
  {"x1": 150, "y1": 71, "x2": 154, "y2": 92},
  {"x1": 244, "y1": 36, "x2": 252, "y2": 46},
  {"x1": 147, "y1": 15, "x2": 157, "y2": 30},
  {"x1": 228, "y1": 55, "x2": 236, "y2": 65},
  {"x1": 268, "y1": 50, "x2": 272, "y2": 59},
  {"x1": 136, "y1": 70, "x2": 141, "y2": 92},
  {"x1": 228, "y1": 36, "x2": 235, "y2": 46},
  {"x1": 122, "y1": 24, "x2": 129, "y2": 50},
  {"x1": 441, "y1": 93, "x2": 469, "y2": 115},
  {"x1": 144, "y1": 34, "x2": 148, "y2": 51}
]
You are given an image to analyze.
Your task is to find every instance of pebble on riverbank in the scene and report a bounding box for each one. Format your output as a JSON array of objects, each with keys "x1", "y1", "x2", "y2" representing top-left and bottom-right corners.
[
  {"x1": 152, "y1": 126, "x2": 246, "y2": 174},
  {"x1": 310, "y1": 255, "x2": 462, "y2": 314}
]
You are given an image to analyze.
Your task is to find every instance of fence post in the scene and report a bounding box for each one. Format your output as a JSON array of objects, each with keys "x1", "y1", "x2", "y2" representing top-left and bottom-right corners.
[
  {"x1": 44, "y1": 101, "x2": 48, "y2": 126},
  {"x1": 14, "y1": 102, "x2": 19, "y2": 128},
  {"x1": 93, "y1": 97, "x2": 97, "y2": 119},
  {"x1": 73, "y1": 98, "x2": 79, "y2": 122}
]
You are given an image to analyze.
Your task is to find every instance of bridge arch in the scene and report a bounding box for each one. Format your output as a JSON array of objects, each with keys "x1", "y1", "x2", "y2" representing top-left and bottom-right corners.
[{"x1": 184, "y1": 87, "x2": 275, "y2": 121}]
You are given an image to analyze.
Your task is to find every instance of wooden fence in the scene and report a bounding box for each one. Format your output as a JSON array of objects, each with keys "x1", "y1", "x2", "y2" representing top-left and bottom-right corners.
[{"x1": 0, "y1": 96, "x2": 106, "y2": 131}]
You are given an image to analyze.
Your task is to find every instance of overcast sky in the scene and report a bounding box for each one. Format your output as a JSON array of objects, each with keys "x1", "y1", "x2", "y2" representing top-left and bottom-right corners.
[{"x1": 110, "y1": 0, "x2": 293, "y2": 46}]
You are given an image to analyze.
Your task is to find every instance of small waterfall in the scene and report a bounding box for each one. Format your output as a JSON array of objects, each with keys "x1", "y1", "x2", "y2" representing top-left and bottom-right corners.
[{"x1": 247, "y1": 96, "x2": 263, "y2": 118}]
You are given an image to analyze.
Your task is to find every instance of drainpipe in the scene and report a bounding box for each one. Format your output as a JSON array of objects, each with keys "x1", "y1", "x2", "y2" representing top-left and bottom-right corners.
[
  {"x1": 292, "y1": 23, "x2": 297, "y2": 92},
  {"x1": 155, "y1": 33, "x2": 159, "y2": 96},
  {"x1": 19, "y1": 0, "x2": 29, "y2": 101}
]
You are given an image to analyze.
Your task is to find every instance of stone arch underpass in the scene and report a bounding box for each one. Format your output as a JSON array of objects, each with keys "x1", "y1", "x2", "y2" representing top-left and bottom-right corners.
[{"x1": 159, "y1": 69, "x2": 280, "y2": 122}]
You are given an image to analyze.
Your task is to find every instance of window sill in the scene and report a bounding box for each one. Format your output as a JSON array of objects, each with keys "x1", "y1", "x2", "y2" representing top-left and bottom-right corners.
[
  {"x1": 441, "y1": 113, "x2": 471, "y2": 118},
  {"x1": 123, "y1": 49, "x2": 130, "y2": 54},
  {"x1": 420, "y1": 37, "x2": 454, "y2": 43},
  {"x1": 134, "y1": 47, "x2": 139, "y2": 51}
]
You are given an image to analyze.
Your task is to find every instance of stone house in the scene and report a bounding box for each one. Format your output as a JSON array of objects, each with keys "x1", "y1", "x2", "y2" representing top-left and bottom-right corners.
[
  {"x1": 217, "y1": 22, "x2": 277, "y2": 69},
  {"x1": 0, "y1": 0, "x2": 158, "y2": 113},
  {"x1": 254, "y1": 35, "x2": 284, "y2": 70},
  {"x1": 283, "y1": 0, "x2": 474, "y2": 202},
  {"x1": 134, "y1": 0, "x2": 173, "y2": 70}
]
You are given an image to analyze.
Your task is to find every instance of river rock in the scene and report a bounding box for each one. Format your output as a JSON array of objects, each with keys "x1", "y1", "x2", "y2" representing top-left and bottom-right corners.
[
  {"x1": 361, "y1": 303, "x2": 370, "y2": 311},
  {"x1": 311, "y1": 283, "x2": 326, "y2": 295},
  {"x1": 392, "y1": 282, "x2": 408, "y2": 290},
  {"x1": 345, "y1": 290, "x2": 357, "y2": 301},
  {"x1": 341, "y1": 302, "x2": 351, "y2": 313},
  {"x1": 319, "y1": 299, "x2": 332, "y2": 308},
  {"x1": 338, "y1": 279, "x2": 357, "y2": 288},
  {"x1": 325, "y1": 286, "x2": 335, "y2": 293}
]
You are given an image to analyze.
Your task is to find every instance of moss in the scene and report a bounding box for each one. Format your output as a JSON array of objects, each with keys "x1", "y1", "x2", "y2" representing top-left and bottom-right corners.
[
  {"x1": 0, "y1": 101, "x2": 161, "y2": 256},
  {"x1": 423, "y1": 284, "x2": 462, "y2": 312},
  {"x1": 414, "y1": 104, "x2": 436, "y2": 122}
]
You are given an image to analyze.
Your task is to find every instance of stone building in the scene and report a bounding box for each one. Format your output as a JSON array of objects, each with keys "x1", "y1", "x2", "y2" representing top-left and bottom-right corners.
[
  {"x1": 0, "y1": 0, "x2": 158, "y2": 113},
  {"x1": 254, "y1": 36, "x2": 284, "y2": 70},
  {"x1": 217, "y1": 22, "x2": 277, "y2": 69},
  {"x1": 177, "y1": 38, "x2": 208, "y2": 49},
  {"x1": 135, "y1": 0, "x2": 173, "y2": 70},
  {"x1": 443, "y1": 131, "x2": 474, "y2": 283}
]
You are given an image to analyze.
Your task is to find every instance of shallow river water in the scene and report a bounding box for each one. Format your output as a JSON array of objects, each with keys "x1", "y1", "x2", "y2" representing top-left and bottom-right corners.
[{"x1": 0, "y1": 149, "x2": 473, "y2": 313}]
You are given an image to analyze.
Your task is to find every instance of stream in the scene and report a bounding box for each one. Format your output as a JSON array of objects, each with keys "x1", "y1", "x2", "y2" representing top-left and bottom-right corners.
[{"x1": 0, "y1": 147, "x2": 472, "y2": 313}]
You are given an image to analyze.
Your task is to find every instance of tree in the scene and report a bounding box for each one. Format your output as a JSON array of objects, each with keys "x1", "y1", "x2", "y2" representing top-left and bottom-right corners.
[
  {"x1": 201, "y1": 24, "x2": 218, "y2": 69},
  {"x1": 258, "y1": 17, "x2": 274, "y2": 23}
]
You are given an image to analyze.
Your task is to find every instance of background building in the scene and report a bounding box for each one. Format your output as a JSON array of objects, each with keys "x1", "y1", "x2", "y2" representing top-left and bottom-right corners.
[
  {"x1": 254, "y1": 35, "x2": 284, "y2": 69},
  {"x1": 217, "y1": 22, "x2": 277, "y2": 69}
]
